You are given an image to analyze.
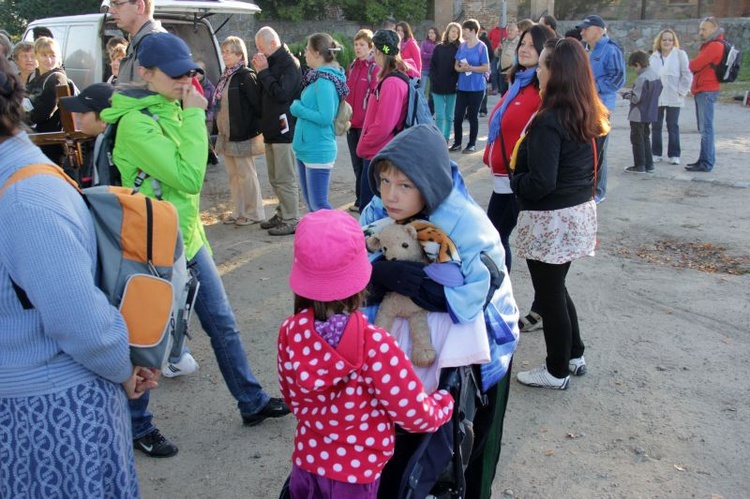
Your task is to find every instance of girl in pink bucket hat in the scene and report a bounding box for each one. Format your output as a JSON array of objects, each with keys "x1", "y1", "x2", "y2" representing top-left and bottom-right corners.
[{"x1": 278, "y1": 209, "x2": 454, "y2": 498}]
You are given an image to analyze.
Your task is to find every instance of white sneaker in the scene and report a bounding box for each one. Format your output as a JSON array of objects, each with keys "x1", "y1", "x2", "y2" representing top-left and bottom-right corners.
[
  {"x1": 568, "y1": 356, "x2": 587, "y2": 376},
  {"x1": 669, "y1": 157, "x2": 680, "y2": 165},
  {"x1": 162, "y1": 352, "x2": 199, "y2": 378},
  {"x1": 653, "y1": 156, "x2": 662, "y2": 163},
  {"x1": 516, "y1": 364, "x2": 569, "y2": 390}
]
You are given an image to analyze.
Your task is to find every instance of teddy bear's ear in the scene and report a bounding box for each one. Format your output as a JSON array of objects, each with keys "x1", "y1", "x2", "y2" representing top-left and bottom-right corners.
[
  {"x1": 366, "y1": 235, "x2": 382, "y2": 252},
  {"x1": 405, "y1": 224, "x2": 419, "y2": 239}
]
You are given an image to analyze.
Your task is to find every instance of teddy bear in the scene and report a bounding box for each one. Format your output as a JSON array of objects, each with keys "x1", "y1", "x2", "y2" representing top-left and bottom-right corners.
[{"x1": 366, "y1": 223, "x2": 437, "y2": 367}]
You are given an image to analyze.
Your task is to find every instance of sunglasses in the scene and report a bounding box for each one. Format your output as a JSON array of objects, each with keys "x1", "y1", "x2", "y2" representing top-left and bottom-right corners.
[{"x1": 170, "y1": 69, "x2": 198, "y2": 80}]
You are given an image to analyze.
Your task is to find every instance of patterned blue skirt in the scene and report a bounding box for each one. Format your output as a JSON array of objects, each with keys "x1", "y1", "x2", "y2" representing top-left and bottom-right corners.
[{"x1": 1, "y1": 377, "x2": 139, "y2": 498}]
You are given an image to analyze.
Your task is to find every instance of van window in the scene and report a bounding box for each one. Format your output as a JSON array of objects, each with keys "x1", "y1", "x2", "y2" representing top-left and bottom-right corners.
[{"x1": 64, "y1": 25, "x2": 99, "y2": 89}]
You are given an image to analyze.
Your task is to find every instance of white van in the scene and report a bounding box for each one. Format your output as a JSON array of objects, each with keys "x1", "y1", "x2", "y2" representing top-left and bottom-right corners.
[{"x1": 23, "y1": 0, "x2": 260, "y2": 90}]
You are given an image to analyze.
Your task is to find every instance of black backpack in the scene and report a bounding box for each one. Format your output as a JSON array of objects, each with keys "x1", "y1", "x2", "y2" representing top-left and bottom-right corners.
[{"x1": 711, "y1": 38, "x2": 741, "y2": 83}]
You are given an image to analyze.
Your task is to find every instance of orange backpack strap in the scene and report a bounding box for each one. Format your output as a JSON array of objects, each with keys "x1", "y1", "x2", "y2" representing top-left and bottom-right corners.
[{"x1": 0, "y1": 163, "x2": 82, "y2": 198}]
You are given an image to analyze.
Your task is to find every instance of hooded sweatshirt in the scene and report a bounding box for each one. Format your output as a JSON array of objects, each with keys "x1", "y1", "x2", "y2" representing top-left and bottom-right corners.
[
  {"x1": 361, "y1": 125, "x2": 519, "y2": 390},
  {"x1": 356, "y1": 72, "x2": 408, "y2": 160},
  {"x1": 100, "y1": 89, "x2": 209, "y2": 260},
  {"x1": 290, "y1": 66, "x2": 346, "y2": 164},
  {"x1": 277, "y1": 309, "x2": 454, "y2": 484}
]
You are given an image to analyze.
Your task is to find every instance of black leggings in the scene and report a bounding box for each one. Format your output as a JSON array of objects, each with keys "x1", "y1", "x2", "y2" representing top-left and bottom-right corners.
[{"x1": 526, "y1": 259, "x2": 585, "y2": 378}]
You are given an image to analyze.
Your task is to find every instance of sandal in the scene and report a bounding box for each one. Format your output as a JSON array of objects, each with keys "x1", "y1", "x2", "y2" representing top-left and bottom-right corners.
[
  {"x1": 519, "y1": 311, "x2": 543, "y2": 333},
  {"x1": 222, "y1": 215, "x2": 237, "y2": 225},
  {"x1": 234, "y1": 217, "x2": 259, "y2": 226}
]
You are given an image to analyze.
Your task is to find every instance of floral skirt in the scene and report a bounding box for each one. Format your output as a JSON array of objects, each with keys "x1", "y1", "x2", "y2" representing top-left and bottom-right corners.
[
  {"x1": 515, "y1": 200, "x2": 597, "y2": 264},
  {"x1": 0, "y1": 377, "x2": 139, "y2": 498}
]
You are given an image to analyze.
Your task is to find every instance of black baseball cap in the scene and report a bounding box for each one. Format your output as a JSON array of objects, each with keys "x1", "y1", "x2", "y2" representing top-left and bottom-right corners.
[{"x1": 59, "y1": 83, "x2": 114, "y2": 113}]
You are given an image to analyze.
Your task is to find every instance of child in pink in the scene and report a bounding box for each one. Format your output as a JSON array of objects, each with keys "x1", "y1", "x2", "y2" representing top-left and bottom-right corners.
[{"x1": 278, "y1": 209, "x2": 454, "y2": 498}]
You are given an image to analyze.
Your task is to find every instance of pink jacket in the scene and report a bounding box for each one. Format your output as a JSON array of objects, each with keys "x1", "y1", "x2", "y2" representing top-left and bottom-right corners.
[
  {"x1": 277, "y1": 309, "x2": 454, "y2": 484},
  {"x1": 346, "y1": 57, "x2": 378, "y2": 129},
  {"x1": 356, "y1": 73, "x2": 408, "y2": 160},
  {"x1": 401, "y1": 37, "x2": 422, "y2": 74}
]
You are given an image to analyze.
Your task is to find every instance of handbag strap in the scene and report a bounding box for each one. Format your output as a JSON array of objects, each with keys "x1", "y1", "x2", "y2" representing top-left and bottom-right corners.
[{"x1": 591, "y1": 137, "x2": 599, "y2": 199}]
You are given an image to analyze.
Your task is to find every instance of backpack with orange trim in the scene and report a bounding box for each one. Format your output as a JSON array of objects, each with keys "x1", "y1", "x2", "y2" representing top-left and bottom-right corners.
[{"x1": 1, "y1": 164, "x2": 197, "y2": 369}]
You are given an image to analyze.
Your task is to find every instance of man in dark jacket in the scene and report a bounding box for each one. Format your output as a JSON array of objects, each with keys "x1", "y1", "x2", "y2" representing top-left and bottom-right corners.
[{"x1": 252, "y1": 26, "x2": 302, "y2": 236}]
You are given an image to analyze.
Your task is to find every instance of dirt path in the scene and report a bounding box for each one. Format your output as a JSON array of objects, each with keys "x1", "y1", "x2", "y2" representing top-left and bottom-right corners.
[{"x1": 136, "y1": 95, "x2": 750, "y2": 498}]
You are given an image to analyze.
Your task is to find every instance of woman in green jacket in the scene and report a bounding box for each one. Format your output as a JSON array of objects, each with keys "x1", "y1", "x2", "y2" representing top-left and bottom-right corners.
[{"x1": 101, "y1": 33, "x2": 289, "y2": 458}]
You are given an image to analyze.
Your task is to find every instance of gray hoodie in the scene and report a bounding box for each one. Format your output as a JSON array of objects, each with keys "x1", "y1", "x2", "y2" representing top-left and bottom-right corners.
[{"x1": 368, "y1": 125, "x2": 453, "y2": 214}]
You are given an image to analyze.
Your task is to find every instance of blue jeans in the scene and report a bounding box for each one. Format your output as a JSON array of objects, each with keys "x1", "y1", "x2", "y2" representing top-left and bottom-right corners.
[
  {"x1": 130, "y1": 245, "x2": 269, "y2": 438},
  {"x1": 490, "y1": 62, "x2": 500, "y2": 92},
  {"x1": 651, "y1": 106, "x2": 681, "y2": 159},
  {"x1": 596, "y1": 134, "x2": 610, "y2": 200},
  {"x1": 296, "y1": 159, "x2": 332, "y2": 211},
  {"x1": 694, "y1": 91, "x2": 718, "y2": 170},
  {"x1": 432, "y1": 93, "x2": 456, "y2": 141}
]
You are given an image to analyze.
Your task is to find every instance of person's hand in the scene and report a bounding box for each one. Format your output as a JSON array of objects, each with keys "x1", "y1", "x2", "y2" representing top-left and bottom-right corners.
[
  {"x1": 122, "y1": 366, "x2": 160, "y2": 400},
  {"x1": 182, "y1": 84, "x2": 207, "y2": 110},
  {"x1": 371, "y1": 260, "x2": 426, "y2": 298},
  {"x1": 252, "y1": 53, "x2": 268, "y2": 72}
]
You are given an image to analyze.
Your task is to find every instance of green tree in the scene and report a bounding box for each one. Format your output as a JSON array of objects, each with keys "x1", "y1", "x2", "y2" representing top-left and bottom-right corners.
[
  {"x1": 259, "y1": 0, "x2": 427, "y2": 25},
  {"x1": 1, "y1": 0, "x2": 101, "y2": 38}
]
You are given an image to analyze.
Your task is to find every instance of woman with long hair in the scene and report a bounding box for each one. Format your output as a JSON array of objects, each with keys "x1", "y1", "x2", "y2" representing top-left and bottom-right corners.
[
  {"x1": 450, "y1": 19, "x2": 490, "y2": 153},
  {"x1": 212, "y1": 36, "x2": 265, "y2": 226},
  {"x1": 483, "y1": 24, "x2": 556, "y2": 273},
  {"x1": 23, "y1": 36, "x2": 70, "y2": 162},
  {"x1": 396, "y1": 21, "x2": 422, "y2": 77},
  {"x1": 649, "y1": 28, "x2": 692, "y2": 165},
  {"x1": 290, "y1": 32, "x2": 348, "y2": 211},
  {"x1": 511, "y1": 38, "x2": 610, "y2": 389},
  {"x1": 0, "y1": 57, "x2": 155, "y2": 498},
  {"x1": 356, "y1": 29, "x2": 409, "y2": 210},
  {"x1": 430, "y1": 22, "x2": 461, "y2": 143}
]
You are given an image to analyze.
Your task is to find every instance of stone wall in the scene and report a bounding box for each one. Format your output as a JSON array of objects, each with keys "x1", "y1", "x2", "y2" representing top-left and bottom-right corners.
[
  {"x1": 212, "y1": 14, "x2": 750, "y2": 56},
  {"x1": 555, "y1": 17, "x2": 750, "y2": 56}
]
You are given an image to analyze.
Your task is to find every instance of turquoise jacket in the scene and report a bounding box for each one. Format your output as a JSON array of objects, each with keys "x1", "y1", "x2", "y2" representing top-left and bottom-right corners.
[
  {"x1": 290, "y1": 66, "x2": 345, "y2": 164},
  {"x1": 101, "y1": 89, "x2": 209, "y2": 260}
]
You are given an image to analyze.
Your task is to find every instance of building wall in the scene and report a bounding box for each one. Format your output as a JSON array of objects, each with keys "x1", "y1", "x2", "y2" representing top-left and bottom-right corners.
[{"x1": 213, "y1": 13, "x2": 749, "y2": 55}]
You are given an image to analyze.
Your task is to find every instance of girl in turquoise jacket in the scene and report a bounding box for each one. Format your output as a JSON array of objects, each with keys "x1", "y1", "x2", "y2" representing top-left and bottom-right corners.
[{"x1": 290, "y1": 33, "x2": 348, "y2": 211}]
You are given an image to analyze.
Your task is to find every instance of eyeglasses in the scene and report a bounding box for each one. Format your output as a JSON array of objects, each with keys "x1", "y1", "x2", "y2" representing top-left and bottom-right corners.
[
  {"x1": 110, "y1": 0, "x2": 136, "y2": 9},
  {"x1": 171, "y1": 69, "x2": 198, "y2": 80}
]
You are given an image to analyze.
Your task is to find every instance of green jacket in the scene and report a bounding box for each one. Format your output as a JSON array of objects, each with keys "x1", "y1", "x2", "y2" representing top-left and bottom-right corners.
[{"x1": 101, "y1": 89, "x2": 209, "y2": 260}]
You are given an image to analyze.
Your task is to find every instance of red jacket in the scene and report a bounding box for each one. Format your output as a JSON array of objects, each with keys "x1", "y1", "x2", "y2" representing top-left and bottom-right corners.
[
  {"x1": 488, "y1": 26, "x2": 506, "y2": 52},
  {"x1": 689, "y1": 35, "x2": 724, "y2": 94},
  {"x1": 483, "y1": 83, "x2": 541, "y2": 176},
  {"x1": 356, "y1": 73, "x2": 408, "y2": 160},
  {"x1": 277, "y1": 309, "x2": 454, "y2": 484},
  {"x1": 346, "y1": 57, "x2": 378, "y2": 129}
]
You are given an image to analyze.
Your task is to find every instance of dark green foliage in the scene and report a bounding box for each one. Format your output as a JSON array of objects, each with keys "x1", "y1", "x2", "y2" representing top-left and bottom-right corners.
[
  {"x1": 260, "y1": 0, "x2": 427, "y2": 25},
  {"x1": 289, "y1": 33, "x2": 355, "y2": 73},
  {"x1": 1, "y1": 0, "x2": 102, "y2": 37}
]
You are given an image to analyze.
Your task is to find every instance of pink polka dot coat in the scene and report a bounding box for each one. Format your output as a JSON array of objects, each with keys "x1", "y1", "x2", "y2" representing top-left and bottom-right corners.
[{"x1": 277, "y1": 309, "x2": 454, "y2": 485}]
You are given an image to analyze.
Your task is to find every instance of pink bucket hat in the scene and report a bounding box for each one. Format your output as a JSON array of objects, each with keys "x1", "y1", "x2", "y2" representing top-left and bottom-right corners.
[{"x1": 289, "y1": 210, "x2": 372, "y2": 302}]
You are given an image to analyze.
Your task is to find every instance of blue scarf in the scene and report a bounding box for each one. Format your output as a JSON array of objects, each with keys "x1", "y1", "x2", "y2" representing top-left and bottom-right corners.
[{"x1": 487, "y1": 68, "x2": 536, "y2": 145}]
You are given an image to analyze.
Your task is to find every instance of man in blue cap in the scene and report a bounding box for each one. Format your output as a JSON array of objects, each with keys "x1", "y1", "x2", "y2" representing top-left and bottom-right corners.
[{"x1": 578, "y1": 14, "x2": 625, "y2": 203}]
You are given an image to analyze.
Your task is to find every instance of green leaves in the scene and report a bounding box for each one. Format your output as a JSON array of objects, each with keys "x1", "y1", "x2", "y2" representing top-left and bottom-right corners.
[{"x1": 1, "y1": 0, "x2": 102, "y2": 38}]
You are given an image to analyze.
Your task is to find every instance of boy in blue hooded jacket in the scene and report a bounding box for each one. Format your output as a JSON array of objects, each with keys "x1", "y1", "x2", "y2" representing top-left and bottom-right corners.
[{"x1": 360, "y1": 124, "x2": 519, "y2": 499}]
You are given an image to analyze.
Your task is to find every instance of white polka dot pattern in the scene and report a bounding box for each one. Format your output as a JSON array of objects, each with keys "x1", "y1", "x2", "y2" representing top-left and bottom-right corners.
[{"x1": 277, "y1": 309, "x2": 454, "y2": 484}]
